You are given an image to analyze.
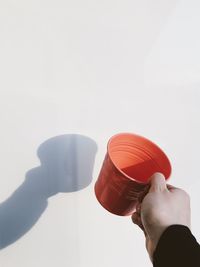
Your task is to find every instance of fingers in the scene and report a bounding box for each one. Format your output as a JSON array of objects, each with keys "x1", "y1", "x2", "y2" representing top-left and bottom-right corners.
[
  {"x1": 149, "y1": 172, "x2": 167, "y2": 193},
  {"x1": 131, "y1": 212, "x2": 143, "y2": 229},
  {"x1": 167, "y1": 184, "x2": 178, "y2": 191},
  {"x1": 131, "y1": 212, "x2": 146, "y2": 234}
]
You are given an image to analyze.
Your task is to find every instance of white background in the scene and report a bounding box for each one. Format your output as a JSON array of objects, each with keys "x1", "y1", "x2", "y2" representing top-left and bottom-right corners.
[{"x1": 0, "y1": 0, "x2": 200, "y2": 266}]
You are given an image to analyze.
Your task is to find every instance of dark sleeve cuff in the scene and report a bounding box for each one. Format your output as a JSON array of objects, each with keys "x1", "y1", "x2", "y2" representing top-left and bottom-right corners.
[{"x1": 153, "y1": 225, "x2": 200, "y2": 267}]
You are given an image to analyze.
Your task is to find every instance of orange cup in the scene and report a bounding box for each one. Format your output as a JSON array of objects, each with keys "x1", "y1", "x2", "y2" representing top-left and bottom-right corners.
[{"x1": 94, "y1": 133, "x2": 171, "y2": 216}]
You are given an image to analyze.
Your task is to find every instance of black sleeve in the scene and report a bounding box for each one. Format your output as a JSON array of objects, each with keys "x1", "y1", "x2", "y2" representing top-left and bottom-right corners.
[{"x1": 153, "y1": 225, "x2": 200, "y2": 267}]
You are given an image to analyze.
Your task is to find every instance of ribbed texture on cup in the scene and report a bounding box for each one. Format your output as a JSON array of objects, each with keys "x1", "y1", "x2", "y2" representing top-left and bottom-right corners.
[{"x1": 108, "y1": 133, "x2": 171, "y2": 183}]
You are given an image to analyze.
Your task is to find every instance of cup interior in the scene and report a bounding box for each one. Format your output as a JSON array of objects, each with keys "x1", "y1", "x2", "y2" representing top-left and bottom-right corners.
[{"x1": 108, "y1": 133, "x2": 171, "y2": 183}]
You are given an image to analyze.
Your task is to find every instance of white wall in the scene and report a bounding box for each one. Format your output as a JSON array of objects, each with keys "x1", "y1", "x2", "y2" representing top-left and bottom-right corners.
[{"x1": 0, "y1": 0, "x2": 200, "y2": 266}]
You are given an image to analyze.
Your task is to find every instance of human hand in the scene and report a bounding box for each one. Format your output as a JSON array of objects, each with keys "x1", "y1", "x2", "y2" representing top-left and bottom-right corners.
[{"x1": 131, "y1": 173, "x2": 191, "y2": 261}]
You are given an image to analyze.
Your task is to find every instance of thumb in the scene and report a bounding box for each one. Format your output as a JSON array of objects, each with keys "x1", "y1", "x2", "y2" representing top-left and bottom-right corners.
[{"x1": 149, "y1": 172, "x2": 167, "y2": 192}]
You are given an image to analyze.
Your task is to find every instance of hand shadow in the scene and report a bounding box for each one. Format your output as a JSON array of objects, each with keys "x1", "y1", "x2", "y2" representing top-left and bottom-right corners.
[{"x1": 0, "y1": 134, "x2": 97, "y2": 249}]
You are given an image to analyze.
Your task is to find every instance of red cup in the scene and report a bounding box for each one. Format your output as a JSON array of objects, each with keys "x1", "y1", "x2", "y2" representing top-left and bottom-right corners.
[{"x1": 94, "y1": 133, "x2": 171, "y2": 216}]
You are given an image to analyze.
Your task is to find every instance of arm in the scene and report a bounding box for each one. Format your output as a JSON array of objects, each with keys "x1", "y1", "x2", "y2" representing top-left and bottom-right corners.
[
  {"x1": 131, "y1": 173, "x2": 198, "y2": 265},
  {"x1": 153, "y1": 225, "x2": 200, "y2": 267}
]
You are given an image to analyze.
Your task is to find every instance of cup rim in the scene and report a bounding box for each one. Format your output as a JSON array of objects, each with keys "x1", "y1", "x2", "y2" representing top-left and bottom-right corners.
[{"x1": 107, "y1": 132, "x2": 172, "y2": 184}]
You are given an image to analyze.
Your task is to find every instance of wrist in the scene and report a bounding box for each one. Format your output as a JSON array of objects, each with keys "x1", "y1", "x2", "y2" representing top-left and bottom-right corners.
[{"x1": 147, "y1": 225, "x2": 171, "y2": 258}]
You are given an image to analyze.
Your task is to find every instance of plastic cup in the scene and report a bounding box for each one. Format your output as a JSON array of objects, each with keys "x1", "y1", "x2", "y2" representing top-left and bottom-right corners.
[{"x1": 94, "y1": 133, "x2": 171, "y2": 216}]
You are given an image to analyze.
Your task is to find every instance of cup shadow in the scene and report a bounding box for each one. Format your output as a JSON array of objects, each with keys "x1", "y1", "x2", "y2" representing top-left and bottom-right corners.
[{"x1": 0, "y1": 134, "x2": 97, "y2": 249}]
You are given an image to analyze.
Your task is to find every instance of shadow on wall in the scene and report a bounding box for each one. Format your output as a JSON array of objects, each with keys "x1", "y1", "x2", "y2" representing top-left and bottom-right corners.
[{"x1": 0, "y1": 134, "x2": 97, "y2": 249}]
